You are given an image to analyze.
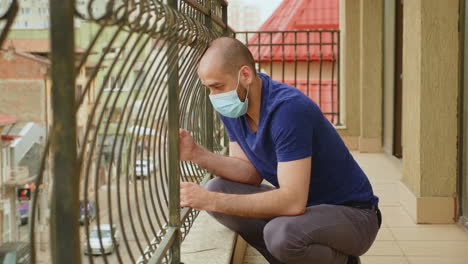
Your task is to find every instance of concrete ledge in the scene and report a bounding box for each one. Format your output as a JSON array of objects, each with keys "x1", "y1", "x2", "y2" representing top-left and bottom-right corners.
[
  {"x1": 231, "y1": 235, "x2": 248, "y2": 264},
  {"x1": 181, "y1": 211, "x2": 237, "y2": 264},
  {"x1": 398, "y1": 181, "x2": 456, "y2": 224}
]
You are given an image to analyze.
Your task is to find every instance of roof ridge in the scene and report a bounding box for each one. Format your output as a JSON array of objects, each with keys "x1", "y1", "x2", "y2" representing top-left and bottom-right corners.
[{"x1": 257, "y1": 0, "x2": 338, "y2": 31}]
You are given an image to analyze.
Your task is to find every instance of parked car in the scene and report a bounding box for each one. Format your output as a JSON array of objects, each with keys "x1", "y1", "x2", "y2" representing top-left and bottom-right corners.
[
  {"x1": 84, "y1": 224, "x2": 120, "y2": 255},
  {"x1": 18, "y1": 202, "x2": 29, "y2": 225},
  {"x1": 79, "y1": 200, "x2": 96, "y2": 225},
  {"x1": 135, "y1": 159, "x2": 156, "y2": 179}
]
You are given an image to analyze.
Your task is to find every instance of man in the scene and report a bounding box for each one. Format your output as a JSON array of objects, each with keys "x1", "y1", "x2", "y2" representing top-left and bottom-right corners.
[{"x1": 178, "y1": 37, "x2": 381, "y2": 264}]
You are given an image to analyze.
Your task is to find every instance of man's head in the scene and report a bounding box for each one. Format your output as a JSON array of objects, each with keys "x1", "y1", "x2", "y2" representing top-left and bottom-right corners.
[{"x1": 198, "y1": 37, "x2": 256, "y2": 98}]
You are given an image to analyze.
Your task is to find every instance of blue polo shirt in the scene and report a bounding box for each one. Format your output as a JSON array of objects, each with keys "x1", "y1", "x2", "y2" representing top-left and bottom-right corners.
[{"x1": 219, "y1": 73, "x2": 379, "y2": 207}]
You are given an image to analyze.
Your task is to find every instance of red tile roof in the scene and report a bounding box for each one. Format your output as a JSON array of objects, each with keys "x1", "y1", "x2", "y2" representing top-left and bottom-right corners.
[
  {"x1": 247, "y1": 0, "x2": 339, "y2": 62},
  {"x1": 258, "y1": 0, "x2": 338, "y2": 31},
  {"x1": 5, "y1": 50, "x2": 51, "y2": 65}
]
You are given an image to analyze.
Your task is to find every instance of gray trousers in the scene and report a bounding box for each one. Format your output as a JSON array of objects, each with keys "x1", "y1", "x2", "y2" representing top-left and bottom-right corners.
[{"x1": 204, "y1": 177, "x2": 380, "y2": 264}]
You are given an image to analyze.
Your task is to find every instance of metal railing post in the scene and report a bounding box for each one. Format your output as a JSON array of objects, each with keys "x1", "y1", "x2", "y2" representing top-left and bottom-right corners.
[
  {"x1": 336, "y1": 31, "x2": 342, "y2": 126},
  {"x1": 222, "y1": 2, "x2": 228, "y2": 36},
  {"x1": 0, "y1": 0, "x2": 18, "y2": 47},
  {"x1": 205, "y1": 0, "x2": 214, "y2": 152},
  {"x1": 166, "y1": 1, "x2": 181, "y2": 263},
  {"x1": 221, "y1": 2, "x2": 230, "y2": 149},
  {"x1": 49, "y1": 0, "x2": 80, "y2": 263}
]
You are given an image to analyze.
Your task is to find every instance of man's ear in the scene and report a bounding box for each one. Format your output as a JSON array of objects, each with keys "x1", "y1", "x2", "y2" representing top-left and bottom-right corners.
[{"x1": 240, "y1": 65, "x2": 253, "y2": 84}]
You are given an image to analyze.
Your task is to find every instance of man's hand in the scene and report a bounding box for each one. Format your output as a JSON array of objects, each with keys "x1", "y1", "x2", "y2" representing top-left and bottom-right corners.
[
  {"x1": 179, "y1": 129, "x2": 199, "y2": 161},
  {"x1": 180, "y1": 182, "x2": 214, "y2": 211}
]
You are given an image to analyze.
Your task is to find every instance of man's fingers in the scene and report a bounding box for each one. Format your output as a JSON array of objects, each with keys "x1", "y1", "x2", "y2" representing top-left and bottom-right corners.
[{"x1": 179, "y1": 128, "x2": 190, "y2": 136}]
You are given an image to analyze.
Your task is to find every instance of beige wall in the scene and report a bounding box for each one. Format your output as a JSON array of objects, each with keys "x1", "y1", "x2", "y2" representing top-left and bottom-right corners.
[
  {"x1": 402, "y1": 0, "x2": 459, "y2": 198},
  {"x1": 401, "y1": 0, "x2": 423, "y2": 196},
  {"x1": 339, "y1": 0, "x2": 362, "y2": 149},
  {"x1": 338, "y1": 0, "x2": 383, "y2": 152},
  {"x1": 0, "y1": 80, "x2": 47, "y2": 125},
  {"x1": 383, "y1": 0, "x2": 396, "y2": 155},
  {"x1": 419, "y1": 0, "x2": 458, "y2": 198},
  {"x1": 359, "y1": 0, "x2": 383, "y2": 152},
  {"x1": 398, "y1": 0, "x2": 459, "y2": 223}
]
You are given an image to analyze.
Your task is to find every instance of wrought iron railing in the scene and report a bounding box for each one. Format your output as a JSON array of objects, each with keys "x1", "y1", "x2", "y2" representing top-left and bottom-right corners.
[
  {"x1": 1, "y1": 0, "x2": 230, "y2": 263},
  {"x1": 235, "y1": 30, "x2": 341, "y2": 125}
]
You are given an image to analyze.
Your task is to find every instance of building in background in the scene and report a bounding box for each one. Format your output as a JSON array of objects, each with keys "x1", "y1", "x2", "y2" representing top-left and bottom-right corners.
[
  {"x1": 0, "y1": 0, "x2": 49, "y2": 30},
  {"x1": 0, "y1": 0, "x2": 108, "y2": 30},
  {"x1": 228, "y1": 0, "x2": 262, "y2": 31},
  {"x1": 0, "y1": 40, "x2": 101, "y2": 243}
]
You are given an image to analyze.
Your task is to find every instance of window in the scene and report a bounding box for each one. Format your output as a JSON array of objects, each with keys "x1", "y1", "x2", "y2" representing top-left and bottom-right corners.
[
  {"x1": 104, "y1": 76, "x2": 128, "y2": 92},
  {"x1": 111, "y1": 76, "x2": 122, "y2": 89}
]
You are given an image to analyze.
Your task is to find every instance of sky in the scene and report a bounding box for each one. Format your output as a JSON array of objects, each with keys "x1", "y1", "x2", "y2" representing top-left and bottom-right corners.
[
  {"x1": 228, "y1": 0, "x2": 284, "y2": 27},
  {"x1": 255, "y1": 0, "x2": 284, "y2": 24}
]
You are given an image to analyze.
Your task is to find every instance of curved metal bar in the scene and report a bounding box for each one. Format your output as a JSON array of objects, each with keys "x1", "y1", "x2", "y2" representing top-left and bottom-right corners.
[
  {"x1": 0, "y1": 0, "x2": 18, "y2": 47},
  {"x1": 24, "y1": 1, "x2": 229, "y2": 263}
]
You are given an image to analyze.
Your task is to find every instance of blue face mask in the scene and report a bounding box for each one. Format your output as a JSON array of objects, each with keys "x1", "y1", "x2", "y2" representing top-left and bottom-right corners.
[{"x1": 208, "y1": 70, "x2": 250, "y2": 118}]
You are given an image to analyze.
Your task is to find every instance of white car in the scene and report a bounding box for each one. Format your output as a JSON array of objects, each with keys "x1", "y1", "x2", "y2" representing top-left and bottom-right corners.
[
  {"x1": 84, "y1": 224, "x2": 120, "y2": 255},
  {"x1": 135, "y1": 159, "x2": 156, "y2": 178}
]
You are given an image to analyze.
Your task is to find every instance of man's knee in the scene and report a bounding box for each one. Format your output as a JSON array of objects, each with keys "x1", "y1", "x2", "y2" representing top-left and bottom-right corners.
[
  {"x1": 203, "y1": 178, "x2": 237, "y2": 223},
  {"x1": 204, "y1": 177, "x2": 229, "y2": 193},
  {"x1": 264, "y1": 218, "x2": 304, "y2": 263}
]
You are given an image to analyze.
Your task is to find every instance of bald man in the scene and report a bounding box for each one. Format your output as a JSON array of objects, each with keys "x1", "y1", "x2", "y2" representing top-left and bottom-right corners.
[{"x1": 178, "y1": 37, "x2": 381, "y2": 264}]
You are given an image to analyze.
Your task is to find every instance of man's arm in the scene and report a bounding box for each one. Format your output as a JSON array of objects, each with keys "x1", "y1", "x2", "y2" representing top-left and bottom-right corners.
[
  {"x1": 180, "y1": 156, "x2": 311, "y2": 218},
  {"x1": 179, "y1": 129, "x2": 262, "y2": 185}
]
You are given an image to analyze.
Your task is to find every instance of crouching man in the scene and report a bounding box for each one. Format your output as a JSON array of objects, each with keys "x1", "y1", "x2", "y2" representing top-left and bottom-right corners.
[{"x1": 178, "y1": 37, "x2": 381, "y2": 264}]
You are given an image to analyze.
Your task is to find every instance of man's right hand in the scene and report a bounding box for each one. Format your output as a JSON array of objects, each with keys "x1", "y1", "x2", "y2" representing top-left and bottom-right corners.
[{"x1": 179, "y1": 128, "x2": 199, "y2": 161}]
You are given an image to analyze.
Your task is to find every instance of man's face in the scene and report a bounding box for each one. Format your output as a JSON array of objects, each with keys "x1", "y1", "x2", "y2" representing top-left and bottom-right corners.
[
  {"x1": 198, "y1": 61, "x2": 238, "y2": 96},
  {"x1": 198, "y1": 62, "x2": 250, "y2": 106}
]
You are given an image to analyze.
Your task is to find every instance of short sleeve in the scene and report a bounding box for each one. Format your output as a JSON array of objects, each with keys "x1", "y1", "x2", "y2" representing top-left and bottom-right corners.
[{"x1": 271, "y1": 99, "x2": 316, "y2": 162}]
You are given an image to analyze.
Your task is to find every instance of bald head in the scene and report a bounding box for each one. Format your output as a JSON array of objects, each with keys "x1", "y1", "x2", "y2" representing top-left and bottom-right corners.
[{"x1": 199, "y1": 37, "x2": 256, "y2": 77}]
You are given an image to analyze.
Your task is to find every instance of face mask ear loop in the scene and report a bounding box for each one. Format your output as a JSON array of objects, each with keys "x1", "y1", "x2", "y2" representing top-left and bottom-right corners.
[
  {"x1": 244, "y1": 84, "x2": 250, "y2": 102},
  {"x1": 235, "y1": 69, "x2": 241, "y2": 93}
]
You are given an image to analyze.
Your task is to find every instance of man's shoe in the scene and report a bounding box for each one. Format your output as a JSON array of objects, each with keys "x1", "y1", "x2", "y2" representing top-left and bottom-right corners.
[{"x1": 347, "y1": 255, "x2": 361, "y2": 264}]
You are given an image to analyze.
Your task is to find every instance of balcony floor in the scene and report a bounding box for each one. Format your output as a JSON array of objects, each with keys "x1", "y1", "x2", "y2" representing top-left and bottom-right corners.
[{"x1": 243, "y1": 152, "x2": 468, "y2": 264}]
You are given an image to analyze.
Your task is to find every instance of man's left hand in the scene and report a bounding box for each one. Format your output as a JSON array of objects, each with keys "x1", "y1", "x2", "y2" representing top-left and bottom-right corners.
[{"x1": 180, "y1": 182, "x2": 215, "y2": 211}]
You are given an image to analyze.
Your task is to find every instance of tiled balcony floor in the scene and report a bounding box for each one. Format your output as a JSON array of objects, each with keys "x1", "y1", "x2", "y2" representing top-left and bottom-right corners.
[{"x1": 243, "y1": 152, "x2": 468, "y2": 264}]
